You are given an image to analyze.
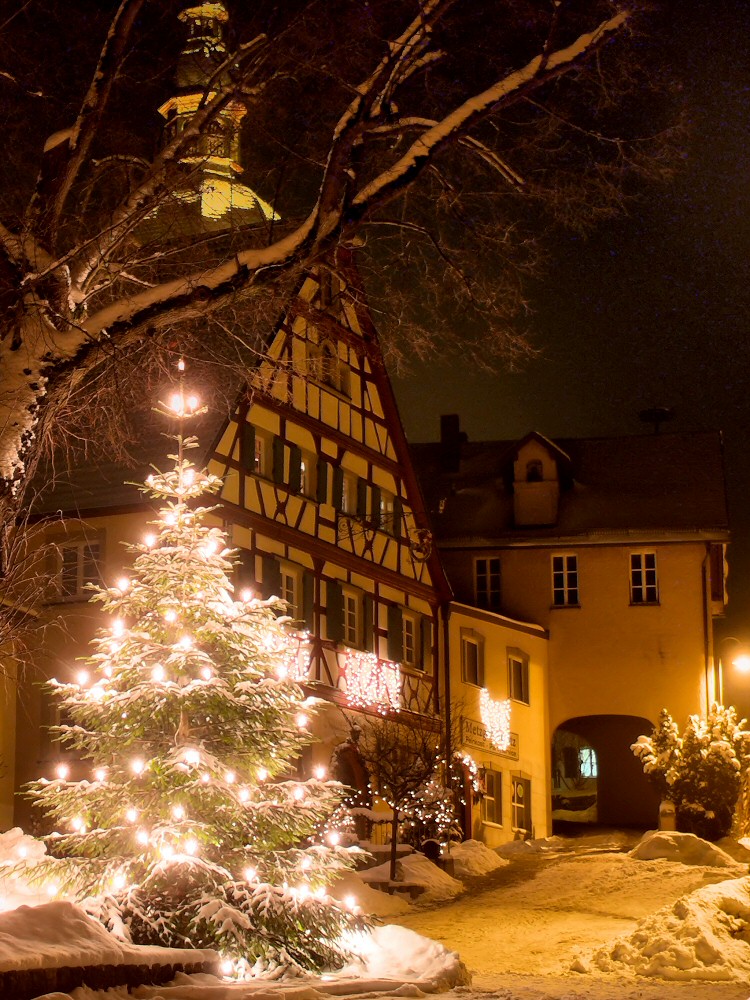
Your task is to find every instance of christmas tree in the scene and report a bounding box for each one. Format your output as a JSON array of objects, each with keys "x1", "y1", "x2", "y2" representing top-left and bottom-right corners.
[{"x1": 25, "y1": 370, "x2": 367, "y2": 976}]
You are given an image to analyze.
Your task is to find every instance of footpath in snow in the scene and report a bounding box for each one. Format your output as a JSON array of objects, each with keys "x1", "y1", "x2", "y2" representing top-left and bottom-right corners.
[{"x1": 2, "y1": 829, "x2": 750, "y2": 999}]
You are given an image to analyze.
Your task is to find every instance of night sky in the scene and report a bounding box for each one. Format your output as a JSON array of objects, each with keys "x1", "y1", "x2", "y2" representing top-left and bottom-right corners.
[{"x1": 393, "y1": 0, "x2": 750, "y2": 703}]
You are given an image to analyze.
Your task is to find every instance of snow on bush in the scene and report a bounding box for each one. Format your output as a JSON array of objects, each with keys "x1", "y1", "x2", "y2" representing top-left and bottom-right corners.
[
  {"x1": 632, "y1": 705, "x2": 750, "y2": 840},
  {"x1": 342, "y1": 924, "x2": 470, "y2": 988},
  {"x1": 0, "y1": 828, "x2": 54, "y2": 911},
  {"x1": 330, "y1": 872, "x2": 411, "y2": 917},
  {"x1": 576, "y1": 876, "x2": 750, "y2": 981},
  {"x1": 447, "y1": 839, "x2": 506, "y2": 877},
  {"x1": 630, "y1": 830, "x2": 746, "y2": 870}
]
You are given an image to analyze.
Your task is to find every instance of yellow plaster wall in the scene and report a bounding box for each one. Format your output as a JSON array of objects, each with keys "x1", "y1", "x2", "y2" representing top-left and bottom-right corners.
[
  {"x1": 496, "y1": 542, "x2": 709, "y2": 732},
  {"x1": 448, "y1": 604, "x2": 550, "y2": 848}
]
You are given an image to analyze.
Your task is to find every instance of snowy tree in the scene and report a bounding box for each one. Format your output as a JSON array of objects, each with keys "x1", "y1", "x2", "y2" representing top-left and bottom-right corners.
[
  {"x1": 23, "y1": 384, "x2": 366, "y2": 976},
  {"x1": 632, "y1": 705, "x2": 750, "y2": 841},
  {"x1": 0, "y1": 0, "x2": 677, "y2": 518}
]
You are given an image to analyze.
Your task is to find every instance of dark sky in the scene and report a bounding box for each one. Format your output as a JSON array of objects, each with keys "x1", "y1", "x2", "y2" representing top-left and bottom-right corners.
[{"x1": 393, "y1": 0, "x2": 750, "y2": 704}]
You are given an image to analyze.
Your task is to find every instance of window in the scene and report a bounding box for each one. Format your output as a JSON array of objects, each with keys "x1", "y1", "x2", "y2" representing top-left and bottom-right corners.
[
  {"x1": 280, "y1": 566, "x2": 300, "y2": 618},
  {"x1": 402, "y1": 614, "x2": 417, "y2": 667},
  {"x1": 475, "y1": 557, "x2": 501, "y2": 612},
  {"x1": 56, "y1": 539, "x2": 102, "y2": 600},
  {"x1": 508, "y1": 650, "x2": 530, "y2": 705},
  {"x1": 552, "y1": 554, "x2": 579, "y2": 606},
  {"x1": 461, "y1": 630, "x2": 484, "y2": 686},
  {"x1": 481, "y1": 768, "x2": 502, "y2": 825},
  {"x1": 630, "y1": 552, "x2": 659, "y2": 604},
  {"x1": 526, "y1": 459, "x2": 543, "y2": 482},
  {"x1": 579, "y1": 747, "x2": 598, "y2": 778},
  {"x1": 343, "y1": 589, "x2": 361, "y2": 648},
  {"x1": 379, "y1": 491, "x2": 395, "y2": 534},
  {"x1": 511, "y1": 776, "x2": 531, "y2": 833}
]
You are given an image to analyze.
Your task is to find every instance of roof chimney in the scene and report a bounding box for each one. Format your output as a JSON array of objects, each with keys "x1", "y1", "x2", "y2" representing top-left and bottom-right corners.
[{"x1": 440, "y1": 414, "x2": 463, "y2": 473}]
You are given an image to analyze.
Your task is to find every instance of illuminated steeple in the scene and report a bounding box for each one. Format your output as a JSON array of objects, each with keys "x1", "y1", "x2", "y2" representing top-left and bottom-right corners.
[{"x1": 156, "y1": 3, "x2": 278, "y2": 225}]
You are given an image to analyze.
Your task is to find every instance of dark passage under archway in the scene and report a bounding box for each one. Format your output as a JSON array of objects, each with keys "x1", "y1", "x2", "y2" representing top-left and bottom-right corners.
[{"x1": 553, "y1": 714, "x2": 660, "y2": 828}]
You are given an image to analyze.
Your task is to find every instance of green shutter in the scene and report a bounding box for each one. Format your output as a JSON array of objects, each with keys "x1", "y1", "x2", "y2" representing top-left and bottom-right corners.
[
  {"x1": 371, "y1": 486, "x2": 382, "y2": 528},
  {"x1": 236, "y1": 549, "x2": 255, "y2": 591},
  {"x1": 326, "y1": 581, "x2": 344, "y2": 642},
  {"x1": 272, "y1": 437, "x2": 285, "y2": 484},
  {"x1": 392, "y1": 496, "x2": 403, "y2": 538},
  {"x1": 316, "y1": 458, "x2": 328, "y2": 504},
  {"x1": 240, "y1": 423, "x2": 255, "y2": 471},
  {"x1": 288, "y1": 444, "x2": 302, "y2": 493},
  {"x1": 302, "y1": 571, "x2": 315, "y2": 629},
  {"x1": 363, "y1": 593, "x2": 375, "y2": 652},
  {"x1": 332, "y1": 466, "x2": 344, "y2": 511},
  {"x1": 262, "y1": 556, "x2": 282, "y2": 599},
  {"x1": 387, "y1": 605, "x2": 404, "y2": 662},
  {"x1": 356, "y1": 478, "x2": 368, "y2": 519},
  {"x1": 420, "y1": 615, "x2": 433, "y2": 671}
]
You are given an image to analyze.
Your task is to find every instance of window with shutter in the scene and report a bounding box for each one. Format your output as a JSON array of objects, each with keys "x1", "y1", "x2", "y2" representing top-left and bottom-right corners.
[
  {"x1": 302, "y1": 572, "x2": 315, "y2": 629},
  {"x1": 262, "y1": 556, "x2": 282, "y2": 600},
  {"x1": 55, "y1": 539, "x2": 102, "y2": 600},
  {"x1": 316, "y1": 459, "x2": 328, "y2": 504},
  {"x1": 288, "y1": 444, "x2": 302, "y2": 493},
  {"x1": 272, "y1": 437, "x2": 285, "y2": 484},
  {"x1": 387, "y1": 605, "x2": 404, "y2": 662}
]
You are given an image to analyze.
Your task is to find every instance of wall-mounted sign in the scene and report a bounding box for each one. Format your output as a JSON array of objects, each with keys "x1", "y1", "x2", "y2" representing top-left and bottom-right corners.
[{"x1": 461, "y1": 715, "x2": 519, "y2": 760}]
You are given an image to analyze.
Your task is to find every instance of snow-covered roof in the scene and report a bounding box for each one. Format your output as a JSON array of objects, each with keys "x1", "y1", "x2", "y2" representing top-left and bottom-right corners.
[{"x1": 411, "y1": 431, "x2": 729, "y2": 543}]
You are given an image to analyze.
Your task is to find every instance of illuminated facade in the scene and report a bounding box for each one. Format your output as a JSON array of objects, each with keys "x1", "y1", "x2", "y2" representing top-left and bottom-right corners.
[{"x1": 413, "y1": 421, "x2": 729, "y2": 827}]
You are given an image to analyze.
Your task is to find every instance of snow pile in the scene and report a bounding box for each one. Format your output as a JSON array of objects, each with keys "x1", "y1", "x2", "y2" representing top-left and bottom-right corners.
[
  {"x1": 330, "y1": 872, "x2": 411, "y2": 917},
  {"x1": 360, "y1": 853, "x2": 464, "y2": 904},
  {"x1": 0, "y1": 827, "x2": 55, "y2": 911},
  {"x1": 447, "y1": 839, "x2": 507, "y2": 877},
  {"x1": 630, "y1": 830, "x2": 746, "y2": 870},
  {"x1": 496, "y1": 835, "x2": 565, "y2": 857},
  {"x1": 341, "y1": 924, "x2": 470, "y2": 988},
  {"x1": 576, "y1": 875, "x2": 750, "y2": 981},
  {"x1": 0, "y1": 899, "x2": 217, "y2": 972}
]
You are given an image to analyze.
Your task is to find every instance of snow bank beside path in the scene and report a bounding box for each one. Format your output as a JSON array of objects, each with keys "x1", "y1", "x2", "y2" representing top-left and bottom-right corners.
[
  {"x1": 630, "y1": 830, "x2": 746, "y2": 870},
  {"x1": 360, "y1": 854, "x2": 464, "y2": 904},
  {"x1": 447, "y1": 839, "x2": 506, "y2": 878},
  {"x1": 576, "y1": 875, "x2": 750, "y2": 982}
]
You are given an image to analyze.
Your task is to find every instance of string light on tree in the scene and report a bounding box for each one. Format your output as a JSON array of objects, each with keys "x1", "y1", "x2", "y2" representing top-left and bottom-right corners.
[{"x1": 24, "y1": 359, "x2": 367, "y2": 976}]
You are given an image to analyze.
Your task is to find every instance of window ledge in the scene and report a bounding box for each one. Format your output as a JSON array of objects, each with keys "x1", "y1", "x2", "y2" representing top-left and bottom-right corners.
[
  {"x1": 481, "y1": 820, "x2": 504, "y2": 829},
  {"x1": 629, "y1": 601, "x2": 660, "y2": 607},
  {"x1": 550, "y1": 604, "x2": 581, "y2": 610}
]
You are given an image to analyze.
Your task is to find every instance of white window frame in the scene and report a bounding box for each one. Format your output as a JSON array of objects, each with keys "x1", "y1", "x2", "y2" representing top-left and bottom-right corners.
[
  {"x1": 511, "y1": 776, "x2": 531, "y2": 833},
  {"x1": 508, "y1": 649, "x2": 530, "y2": 705},
  {"x1": 551, "y1": 553, "x2": 579, "y2": 607},
  {"x1": 280, "y1": 565, "x2": 301, "y2": 618},
  {"x1": 55, "y1": 538, "x2": 102, "y2": 601},
  {"x1": 402, "y1": 612, "x2": 417, "y2": 667},
  {"x1": 475, "y1": 556, "x2": 501, "y2": 612},
  {"x1": 342, "y1": 588, "x2": 362, "y2": 648},
  {"x1": 481, "y1": 768, "x2": 502, "y2": 826},
  {"x1": 460, "y1": 629, "x2": 484, "y2": 687},
  {"x1": 630, "y1": 551, "x2": 659, "y2": 605},
  {"x1": 254, "y1": 433, "x2": 269, "y2": 478}
]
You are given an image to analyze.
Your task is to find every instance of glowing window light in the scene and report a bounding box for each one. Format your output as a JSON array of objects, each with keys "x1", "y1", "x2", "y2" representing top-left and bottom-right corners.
[
  {"x1": 343, "y1": 652, "x2": 401, "y2": 714},
  {"x1": 480, "y1": 688, "x2": 512, "y2": 752}
]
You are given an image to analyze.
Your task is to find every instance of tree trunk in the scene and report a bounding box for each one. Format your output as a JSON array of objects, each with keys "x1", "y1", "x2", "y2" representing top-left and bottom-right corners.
[{"x1": 389, "y1": 805, "x2": 399, "y2": 883}]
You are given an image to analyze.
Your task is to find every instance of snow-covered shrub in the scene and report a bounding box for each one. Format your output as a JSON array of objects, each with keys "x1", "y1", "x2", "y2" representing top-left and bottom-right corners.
[{"x1": 632, "y1": 705, "x2": 750, "y2": 841}]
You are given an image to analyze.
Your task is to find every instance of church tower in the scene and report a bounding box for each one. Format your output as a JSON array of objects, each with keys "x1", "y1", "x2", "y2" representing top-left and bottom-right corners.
[{"x1": 155, "y1": 3, "x2": 278, "y2": 226}]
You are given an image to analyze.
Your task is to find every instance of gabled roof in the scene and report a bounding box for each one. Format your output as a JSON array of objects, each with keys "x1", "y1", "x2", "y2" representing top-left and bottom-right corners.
[{"x1": 411, "y1": 431, "x2": 730, "y2": 544}]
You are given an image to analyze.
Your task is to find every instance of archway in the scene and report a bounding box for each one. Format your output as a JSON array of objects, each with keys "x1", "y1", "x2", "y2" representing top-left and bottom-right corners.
[{"x1": 552, "y1": 715, "x2": 659, "y2": 828}]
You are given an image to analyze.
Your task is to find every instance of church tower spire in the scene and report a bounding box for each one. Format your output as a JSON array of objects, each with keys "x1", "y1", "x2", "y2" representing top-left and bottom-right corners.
[{"x1": 156, "y1": 3, "x2": 278, "y2": 225}]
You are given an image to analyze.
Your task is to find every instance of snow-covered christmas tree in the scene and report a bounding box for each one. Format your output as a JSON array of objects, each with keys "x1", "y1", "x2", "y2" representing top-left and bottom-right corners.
[{"x1": 24, "y1": 369, "x2": 367, "y2": 976}]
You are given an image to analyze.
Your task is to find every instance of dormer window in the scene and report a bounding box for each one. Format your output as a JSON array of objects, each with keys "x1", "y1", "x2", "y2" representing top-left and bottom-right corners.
[{"x1": 526, "y1": 459, "x2": 543, "y2": 482}]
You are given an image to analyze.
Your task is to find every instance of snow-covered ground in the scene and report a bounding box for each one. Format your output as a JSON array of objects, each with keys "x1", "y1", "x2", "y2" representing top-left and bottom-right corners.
[{"x1": 4, "y1": 829, "x2": 750, "y2": 1000}]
